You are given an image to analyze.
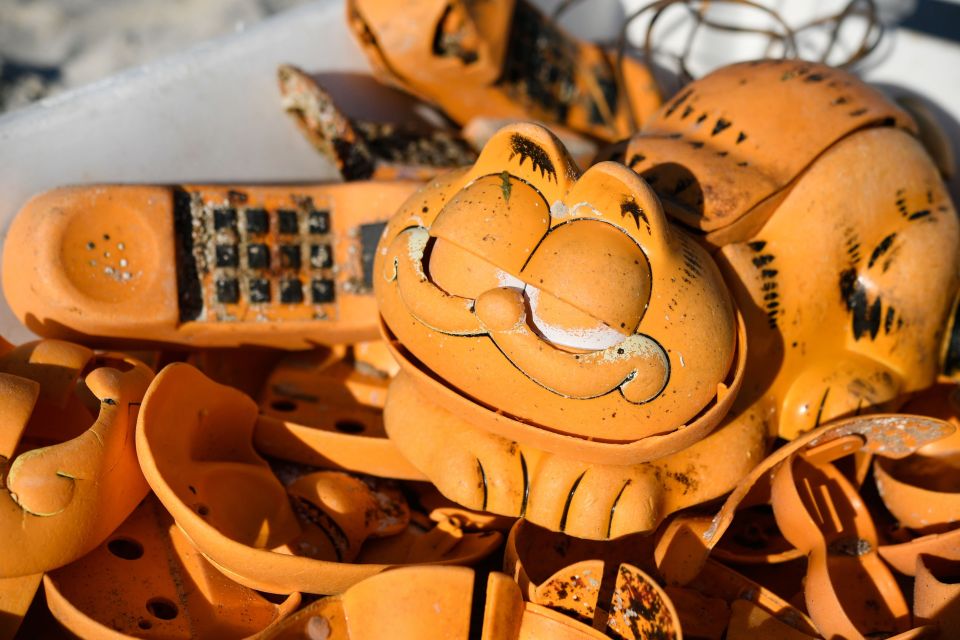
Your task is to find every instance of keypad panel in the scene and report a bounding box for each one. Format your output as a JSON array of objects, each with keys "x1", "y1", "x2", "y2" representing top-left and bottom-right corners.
[{"x1": 183, "y1": 192, "x2": 341, "y2": 321}]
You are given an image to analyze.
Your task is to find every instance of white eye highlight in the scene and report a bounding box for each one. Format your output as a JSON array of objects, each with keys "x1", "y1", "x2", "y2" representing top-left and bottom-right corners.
[{"x1": 525, "y1": 285, "x2": 629, "y2": 351}]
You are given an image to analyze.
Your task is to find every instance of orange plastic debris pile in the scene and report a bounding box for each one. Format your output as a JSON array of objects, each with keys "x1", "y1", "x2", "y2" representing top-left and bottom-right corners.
[{"x1": 3, "y1": 3, "x2": 960, "y2": 638}]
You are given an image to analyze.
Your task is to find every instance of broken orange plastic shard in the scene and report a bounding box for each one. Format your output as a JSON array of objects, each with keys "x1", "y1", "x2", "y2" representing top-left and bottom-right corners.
[
  {"x1": 347, "y1": 0, "x2": 661, "y2": 142},
  {"x1": 278, "y1": 64, "x2": 477, "y2": 181},
  {"x1": 43, "y1": 495, "x2": 300, "y2": 639},
  {"x1": 136, "y1": 362, "x2": 501, "y2": 595},
  {"x1": 625, "y1": 59, "x2": 960, "y2": 441},
  {"x1": 375, "y1": 122, "x2": 763, "y2": 539},
  {"x1": 0, "y1": 341, "x2": 153, "y2": 578},
  {"x1": 655, "y1": 413, "x2": 954, "y2": 586},
  {"x1": 504, "y1": 519, "x2": 680, "y2": 638},
  {"x1": 0, "y1": 340, "x2": 152, "y2": 636},
  {"x1": 3, "y1": 182, "x2": 419, "y2": 349},
  {"x1": 261, "y1": 565, "x2": 665, "y2": 639},
  {"x1": 253, "y1": 345, "x2": 424, "y2": 479},
  {"x1": 770, "y1": 445, "x2": 910, "y2": 639}
]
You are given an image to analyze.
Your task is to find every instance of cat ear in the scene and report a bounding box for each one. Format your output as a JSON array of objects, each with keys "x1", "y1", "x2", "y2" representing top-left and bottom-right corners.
[
  {"x1": 465, "y1": 122, "x2": 579, "y2": 204},
  {"x1": 558, "y1": 161, "x2": 670, "y2": 250}
]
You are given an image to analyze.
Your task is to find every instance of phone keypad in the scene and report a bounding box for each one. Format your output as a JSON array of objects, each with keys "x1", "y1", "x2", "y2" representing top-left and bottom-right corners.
[{"x1": 180, "y1": 191, "x2": 342, "y2": 322}]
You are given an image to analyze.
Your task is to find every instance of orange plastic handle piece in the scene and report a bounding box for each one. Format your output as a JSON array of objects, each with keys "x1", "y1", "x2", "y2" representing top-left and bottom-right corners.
[
  {"x1": 3, "y1": 182, "x2": 420, "y2": 349},
  {"x1": 0, "y1": 341, "x2": 153, "y2": 579},
  {"x1": 771, "y1": 453, "x2": 910, "y2": 639}
]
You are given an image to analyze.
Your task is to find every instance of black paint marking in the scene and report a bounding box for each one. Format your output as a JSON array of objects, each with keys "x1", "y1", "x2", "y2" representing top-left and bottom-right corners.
[
  {"x1": 814, "y1": 387, "x2": 830, "y2": 428},
  {"x1": 850, "y1": 108, "x2": 868, "y2": 117},
  {"x1": 832, "y1": 96, "x2": 849, "y2": 105},
  {"x1": 664, "y1": 89, "x2": 693, "y2": 118},
  {"x1": 508, "y1": 134, "x2": 557, "y2": 181},
  {"x1": 839, "y1": 268, "x2": 883, "y2": 340},
  {"x1": 606, "y1": 480, "x2": 631, "y2": 539},
  {"x1": 884, "y1": 306, "x2": 896, "y2": 334},
  {"x1": 627, "y1": 153, "x2": 646, "y2": 169},
  {"x1": 559, "y1": 471, "x2": 587, "y2": 533},
  {"x1": 909, "y1": 209, "x2": 931, "y2": 221},
  {"x1": 689, "y1": 141, "x2": 704, "y2": 149},
  {"x1": 620, "y1": 199, "x2": 650, "y2": 233},
  {"x1": 712, "y1": 118, "x2": 732, "y2": 136},
  {"x1": 696, "y1": 113, "x2": 707, "y2": 124},
  {"x1": 805, "y1": 73, "x2": 826, "y2": 82},
  {"x1": 736, "y1": 131, "x2": 747, "y2": 144},
  {"x1": 477, "y1": 458, "x2": 488, "y2": 511},
  {"x1": 519, "y1": 452, "x2": 529, "y2": 518},
  {"x1": 681, "y1": 105, "x2": 694, "y2": 119},
  {"x1": 750, "y1": 241, "x2": 780, "y2": 326},
  {"x1": 867, "y1": 233, "x2": 896, "y2": 269}
]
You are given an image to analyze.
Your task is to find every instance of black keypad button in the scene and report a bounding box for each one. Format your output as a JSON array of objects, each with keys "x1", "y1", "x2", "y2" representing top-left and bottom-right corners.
[
  {"x1": 247, "y1": 243, "x2": 270, "y2": 269},
  {"x1": 245, "y1": 208, "x2": 269, "y2": 234},
  {"x1": 311, "y1": 279, "x2": 335, "y2": 303},
  {"x1": 277, "y1": 209, "x2": 299, "y2": 234},
  {"x1": 280, "y1": 279, "x2": 304, "y2": 304},
  {"x1": 213, "y1": 207, "x2": 237, "y2": 231},
  {"x1": 308, "y1": 209, "x2": 330, "y2": 234},
  {"x1": 215, "y1": 278, "x2": 239, "y2": 304},
  {"x1": 215, "y1": 244, "x2": 238, "y2": 268},
  {"x1": 310, "y1": 244, "x2": 333, "y2": 269},
  {"x1": 279, "y1": 245, "x2": 301, "y2": 269},
  {"x1": 249, "y1": 278, "x2": 271, "y2": 303}
]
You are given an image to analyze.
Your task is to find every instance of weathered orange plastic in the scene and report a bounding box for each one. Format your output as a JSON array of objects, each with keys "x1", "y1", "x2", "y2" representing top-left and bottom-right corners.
[
  {"x1": 654, "y1": 414, "x2": 954, "y2": 586},
  {"x1": 682, "y1": 559, "x2": 819, "y2": 639},
  {"x1": 261, "y1": 566, "x2": 656, "y2": 639},
  {"x1": 0, "y1": 340, "x2": 153, "y2": 578},
  {"x1": 503, "y1": 520, "x2": 681, "y2": 638},
  {"x1": 725, "y1": 600, "x2": 818, "y2": 640},
  {"x1": 880, "y1": 526, "x2": 960, "y2": 577},
  {"x1": 375, "y1": 122, "x2": 763, "y2": 539},
  {"x1": 253, "y1": 347, "x2": 424, "y2": 479},
  {"x1": 771, "y1": 444, "x2": 910, "y2": 639},
  {"x1": 872, "y1": 382, "x2": 960, "y2": 534},
  {"x1": 278, "y1": 64, "x2": 477, "y2": 182},
  {"x1": 913, "y1": 555, "x2": 960, "y2": 637},
  {"x1": 504, "y1": 517, "x2": 813, "y2": 639},
  {"x1": 43, "y1": 495, "x2": 300, "y2": 639},
  {"x1": 347, "y1": 0, "x2": 661, "y2": 142},
  {"x1": 136, "y1": 362, "x2": 501, "y2": 595},
  {"x1": 3, "y1": 182, "x2": 419, "y2": 349},
  {"x1": 625, "y1": 60, "x2": 960, "y2": 442}
]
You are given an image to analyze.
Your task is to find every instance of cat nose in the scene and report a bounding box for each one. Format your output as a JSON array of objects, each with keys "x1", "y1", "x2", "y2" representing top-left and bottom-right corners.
[{"x1": 474, "y1": 287, "x2": 526, "y2": 332}]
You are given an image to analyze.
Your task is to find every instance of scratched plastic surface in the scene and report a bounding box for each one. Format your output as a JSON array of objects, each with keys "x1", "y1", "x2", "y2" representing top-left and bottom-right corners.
[{"x1": 0, "y1": 0, "x2": 957, "y2": 344}]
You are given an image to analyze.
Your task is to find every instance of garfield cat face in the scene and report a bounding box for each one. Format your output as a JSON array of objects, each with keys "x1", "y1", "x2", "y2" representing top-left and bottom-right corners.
[{"x1": 375, "y1": 123, "x2": 740, "y2": 448}]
